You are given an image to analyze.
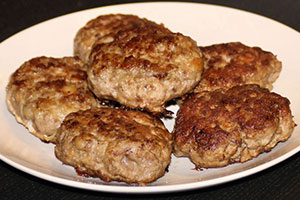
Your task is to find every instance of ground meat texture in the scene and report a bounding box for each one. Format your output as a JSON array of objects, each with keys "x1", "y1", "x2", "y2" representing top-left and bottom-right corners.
[
  {"x1": 173, "y1": 84, "x2": 295, "y2": 168},
  {"x1": 74, "y1": 14, "x2": 171, "y2": 64},
  {"x1": 193, "y1": 42, "x2": 282, "y2": 93},
  {"x1": 55, "y1": 107, "x2": 172, "y2": 185},
  {"x1": 6, "y1": 56, "x2": 99, "y2": 142},
  {"x1": 88, "y1": 17, "x2": 203, "y2": 114}
]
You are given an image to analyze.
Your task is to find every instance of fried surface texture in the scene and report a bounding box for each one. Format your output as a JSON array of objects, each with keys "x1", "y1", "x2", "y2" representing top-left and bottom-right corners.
[
  {"x1": 6, "y1": 56, "x2": 99, "y2": 142},
  {"x1": 74, "y1": 14, "x2": 170, "y2": 64},
  {"x1": 87, "y1": 15, "x2": 203, "y2": 114},
  {"x1": 193, "y1": 42, "x2": 282, "y2": 93},
  {"x1": 173, "y1": 84, "x2": 295, "y2": 168},
  {"x1": 55, "y1": 107, "x2": 172, "y2": 185}
]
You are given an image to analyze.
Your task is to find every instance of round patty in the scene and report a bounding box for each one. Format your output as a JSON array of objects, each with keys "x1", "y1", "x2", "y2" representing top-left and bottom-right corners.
[
  {"x1": 74, "y1": 14, "x2": 170, "y2": 64},
  {"x1": 88, "y1": 18, "x2": 203, "y2": 114},
  {"x1": 6, "y1": 56, "x2": 99, "y2": 142},
  {"x1": 55, "y1": 107, "x2": 172, "y2": 185},
  {"x1": 193, "y1": 42, "x2": 282, "y2": 93},
  {"x1": 173, "y1": 84, "x2": 295, "y2": 168}
]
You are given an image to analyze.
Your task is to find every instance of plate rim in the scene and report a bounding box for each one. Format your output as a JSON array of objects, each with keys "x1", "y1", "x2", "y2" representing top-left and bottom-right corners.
[{"x1": 1, "y1": 1, "x2": 300, "y2": 194}]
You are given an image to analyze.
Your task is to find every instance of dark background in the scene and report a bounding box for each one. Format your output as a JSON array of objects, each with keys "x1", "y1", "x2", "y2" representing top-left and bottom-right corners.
[{"x1": 1, "y1": 0, "x2": 300, "y2": 199}]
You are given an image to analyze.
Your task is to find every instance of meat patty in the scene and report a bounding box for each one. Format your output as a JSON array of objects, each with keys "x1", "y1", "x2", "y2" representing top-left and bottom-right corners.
[
  {"x1": 193, "y1": 42, "x2": 282, "y2": 93},
  {"x1": 88, "y1": 17, "x2": 203, "y2": 114},
  {"x1": 54, "y1": 107, "x2": 172, "y2": 185},
  {"x1": 173, "y1": 84, "x2": 295, "y2": 168},
  {"x1": 74, "y1": 14, "x2": 170, "y2": 64},
  {"x1": 6, "y1": 56, "x2": 99, "y2": 142}
]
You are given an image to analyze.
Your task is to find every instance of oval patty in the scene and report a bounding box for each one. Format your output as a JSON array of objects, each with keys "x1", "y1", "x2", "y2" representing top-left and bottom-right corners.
[
  {"x1": 6, "y1": 56, "x2": 99, "y2": 142},
  {"x1": 55, "y1": 107, "x2": 172, "y2": 185}
]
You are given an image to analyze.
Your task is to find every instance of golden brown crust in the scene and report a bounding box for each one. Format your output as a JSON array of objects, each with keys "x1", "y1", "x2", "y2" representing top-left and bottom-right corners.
[
  {"x1": 193, "y1": 42, "x2": 282, "y2": 93},
  {"x1": 55, "y1": 107, "x2": 172, "y2": 185},
  {"x1": 87, "y1": 15, "x2": 203, "y2": 114},
  {"x1": 74, "y1": 14, "x2": 170, "y2": 64},
  {"x1": 173, "y1": 84, "x2": 295, "y2": 168},
  {"x1": 6, "y1": 56, "x2": 99, "y2": 142}
]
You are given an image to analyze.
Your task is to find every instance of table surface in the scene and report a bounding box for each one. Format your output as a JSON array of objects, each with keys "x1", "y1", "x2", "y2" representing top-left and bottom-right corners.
[{"x1": 1, "y1": 0, "x2": 300, "y2": 199}]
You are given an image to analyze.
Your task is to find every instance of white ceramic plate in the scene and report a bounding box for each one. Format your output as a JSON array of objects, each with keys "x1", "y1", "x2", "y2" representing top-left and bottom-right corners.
[{"x1": 0, "y1": 2, "x2": 300, "y2": 194}]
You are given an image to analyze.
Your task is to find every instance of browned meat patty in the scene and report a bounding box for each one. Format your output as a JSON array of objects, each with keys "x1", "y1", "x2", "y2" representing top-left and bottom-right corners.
[
  {"x1": 193, "y1": 42, "x2": 282, "y2": 93},
  {"x1": 87, "y1": 16, "x2": 203, "y2": 114},
  {"x1": 55, "y1": 107, "x2": 172, "y2": 185},
  {"x1": 173, "y1": 84, "x2": 295, "y2": 168},
  {"x1": 6, "y1": 56, "x2": 99, "y2": 142},
  {"x1": 74, "y1": 14, "x2": 171, "y2": 64}
]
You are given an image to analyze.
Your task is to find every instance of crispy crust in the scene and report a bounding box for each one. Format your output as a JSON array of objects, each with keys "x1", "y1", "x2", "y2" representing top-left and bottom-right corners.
[
  {"x1": 173, "y1": 84, "x2": 295, "y2": 168},
  {"x1": 55, "y1": 107, "x2": 172, "y2": 185},
  {"x1": 6, "y1": 56, "x2": 99, "y2": 142},
  {"x1": 74, "y1": 14, "x2": 170, "y2": 64},
  {"x1": 88, "y1": 15, "x2": 203, "y2": 114},
  {"x1": 193, "y1": 42, "x2": 282, "y2": 93}
]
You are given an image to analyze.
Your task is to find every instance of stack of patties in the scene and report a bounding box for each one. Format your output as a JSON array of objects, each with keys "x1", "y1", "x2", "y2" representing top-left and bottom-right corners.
[
  {"x1": 55, "y1": 14, "x2": 203, "y2": 185},
  {"x1": 75, "y1": 14, "x2": 204, "y2": 114},
  {"x1": 173, "y1": 42, "x2": 296, "y2": 168},
  {"x1": 6, "y1": 13, "x2": 296, "y2": 185},
  {"x1": 6, "y1": 55, "x2": 173, "y2": 185}
]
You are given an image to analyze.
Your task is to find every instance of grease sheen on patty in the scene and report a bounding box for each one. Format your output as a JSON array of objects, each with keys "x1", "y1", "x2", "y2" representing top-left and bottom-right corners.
[
  {"x1": 193, "y1": 42, "x2": 282, "y2": 93},
  {"x1": 6, "y1": 56, "x2": 99, "y2": 142},
  {"x1": 87, "y1": 15, "x2": 203, "y2": 114},
  {"x1": 173, "y1": 84, "x2": 295, "y2": 168},
  {"x1": 55, "y1": 107, "x2": 172, "y2": 185}
]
